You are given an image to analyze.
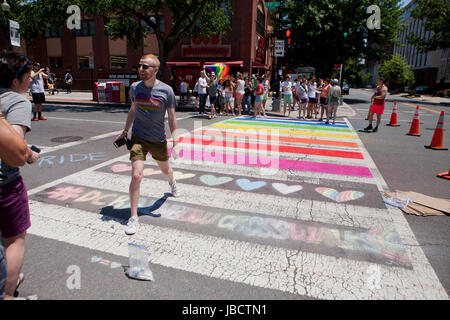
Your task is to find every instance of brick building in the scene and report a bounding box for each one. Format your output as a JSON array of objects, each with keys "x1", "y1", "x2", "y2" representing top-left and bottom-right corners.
[{"x1": 1, "y1": 0, "x2": 273, "y2": 92}]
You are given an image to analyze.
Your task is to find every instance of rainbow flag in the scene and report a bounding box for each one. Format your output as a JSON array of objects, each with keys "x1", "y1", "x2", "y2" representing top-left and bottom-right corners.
[{"x1": 204, "y1": 63, "x2": 230, "y2": 79}]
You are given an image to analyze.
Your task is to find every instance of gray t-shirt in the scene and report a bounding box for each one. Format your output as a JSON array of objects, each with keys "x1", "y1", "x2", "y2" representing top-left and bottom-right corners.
[
  {"x1": 0, "y1": 88, "x2": 32, "y2": 186},
  {"x1": 30, "y1": 73, "x2": 45, "y2": 93},
  {"x1": 130, "y1": 80, "x2": 177, "y2": 142}
]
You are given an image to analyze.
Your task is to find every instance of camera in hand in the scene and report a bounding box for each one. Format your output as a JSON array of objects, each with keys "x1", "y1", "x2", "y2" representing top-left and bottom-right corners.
[
  {"x1": 30, "y1": 145, "x2": 41, "y2": 153},
  {"x1": 114, "y1": 136, "x2": 132, "y2": 150}
]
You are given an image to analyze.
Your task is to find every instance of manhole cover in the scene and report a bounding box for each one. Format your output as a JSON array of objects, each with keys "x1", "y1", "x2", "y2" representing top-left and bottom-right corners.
[{"x1": 51, "y1": 136, "x2": 83, "y2": 143}]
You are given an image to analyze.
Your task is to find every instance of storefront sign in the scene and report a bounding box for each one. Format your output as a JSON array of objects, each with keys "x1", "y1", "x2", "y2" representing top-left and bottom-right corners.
[
  {"x1": 255, "y1": 35, "x2": 266, "y2": 63},
  {"x1": 182, "y1": 34, "x2": 231, "y2": 58}
]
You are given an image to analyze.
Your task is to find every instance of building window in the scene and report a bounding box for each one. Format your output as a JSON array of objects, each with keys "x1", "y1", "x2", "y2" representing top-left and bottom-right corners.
[
  {"x1": 78, "y1": 56, "x2": 90, "y2": 70},
  {"x1": 44, "y1": 26, "x2": 64, "y2": 38},
  {"x1": 256, "y1": 8, "x2": 265, "y2": 36},
  {"x1": 140, "y1": 16, "x2": 165, "y2": 34},
  {"x1": 73, "y1": 19, "x2": 96, "y2": 37},
  {"x1": 110, "y1": 56, "x2": 127, "y2": 70},
  {"x1": 48, "y1": 57, "x2": 63, "y2": 69}
]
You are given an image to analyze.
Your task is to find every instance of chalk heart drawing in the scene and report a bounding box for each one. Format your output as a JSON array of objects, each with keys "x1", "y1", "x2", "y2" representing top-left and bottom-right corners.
[
  {"x1": 143, "y1": 168, "x2": 161, "y2": 176},
  {"x1": 200, "y1": 175, "x2": 233, "y2": 186},
  {"x1": 315, "y1": 187, "x2": 364, "y2": 202},
  {"x1": 173, "y1": 171, "x2": 196, "y2": 180},
  {"x1": 111, "y1": 163, "x2": 131, "y2": 173},
  {"x1": 236, "y1": 179, "x2": 267, "y2": 191},
  {"x1": 272, "y1": 183, "x2": 303, "y2": 195}
]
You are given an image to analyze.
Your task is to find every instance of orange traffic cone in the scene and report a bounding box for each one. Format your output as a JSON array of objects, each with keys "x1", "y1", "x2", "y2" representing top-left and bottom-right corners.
[
  {"x1": 425, "y1": 111, "x2": 448, "y2": 150},
  {"x1": 407, "y1": 105, "x2": 421, "y2": 136},
  {"x1": 386, "y1": 101, "x2": 400, "y2": 127},
  {"x1": 437, "y1": 169, "x2": 450, "y2": 180}
]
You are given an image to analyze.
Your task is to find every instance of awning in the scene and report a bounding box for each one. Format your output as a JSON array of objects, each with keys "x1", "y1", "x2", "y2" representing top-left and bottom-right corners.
[
  {"x1": 167, "y1": 61, "x2": 201, "y2": 67},
  {"x1": 204, "y1": 60, "x2": 244, "y2": 67},
  {"x1": 252, "y1": 61, "x2": 269, "y2": 70}
]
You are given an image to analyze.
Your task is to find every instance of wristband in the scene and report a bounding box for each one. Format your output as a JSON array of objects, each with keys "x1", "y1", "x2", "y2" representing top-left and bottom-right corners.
[
  {"x1": 122, "y1": 130, "x2": 128, "y2": 135},
  {"x1": 26, "y1": 148, "x2": 33, "y2": 163}
]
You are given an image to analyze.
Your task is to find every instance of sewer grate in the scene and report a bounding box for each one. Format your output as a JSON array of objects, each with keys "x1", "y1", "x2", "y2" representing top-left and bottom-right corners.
[{"x1": 50, "y1": 136, "x2": 84, "y2": 143}]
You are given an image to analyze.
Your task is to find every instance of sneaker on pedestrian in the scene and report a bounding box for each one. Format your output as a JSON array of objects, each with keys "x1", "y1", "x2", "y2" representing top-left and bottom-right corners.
[
  {"x1": 32, "y1": 117, "x2": 38, "y2": 121},
  {"x1": 38, "y1": 116, "x2": 47, "y2": 120},
  {"x1": 125, "y1": 216, "x2": 139, "y2": 235},
  {"x1": 372, "y1": 126, "x2": 378, "y2": 132},
  {"x1": 170, "y1": 181, "x2": 180, "y2": 197},
  {"x1": 364, "y1": 124, "x2": 373, "y2": 131}
]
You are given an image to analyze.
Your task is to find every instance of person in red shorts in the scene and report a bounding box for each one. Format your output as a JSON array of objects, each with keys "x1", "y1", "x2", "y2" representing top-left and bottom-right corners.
[{"x1": 364, "y1": 77, "x2": 388, "y2": 132}]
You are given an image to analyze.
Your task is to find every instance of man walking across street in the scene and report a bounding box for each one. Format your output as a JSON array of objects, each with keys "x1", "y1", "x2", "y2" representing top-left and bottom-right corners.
[
  {"x1": 30, "y1": 62, "x2": 49, "y2": 121},
  {"x1": 116, "y1": 54, "x2": 180, "y2": 236},
  {"x1": 364, "y1": 77, "x2": 388, "y2": 132}
]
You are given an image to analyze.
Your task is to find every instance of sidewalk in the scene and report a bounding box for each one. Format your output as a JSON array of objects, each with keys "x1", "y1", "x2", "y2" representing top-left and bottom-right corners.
[
  {"x1": 360, "y1": 88, "x2": 450, "y2": 106},
  {"x1": 30, "y1": 91, "x2": 129, "y2": 108}
]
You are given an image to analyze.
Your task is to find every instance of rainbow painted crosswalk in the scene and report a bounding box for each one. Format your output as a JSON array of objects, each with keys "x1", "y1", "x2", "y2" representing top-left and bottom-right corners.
[{"x1": 26, "y1": 115, "x2": 448, "y2": 299}]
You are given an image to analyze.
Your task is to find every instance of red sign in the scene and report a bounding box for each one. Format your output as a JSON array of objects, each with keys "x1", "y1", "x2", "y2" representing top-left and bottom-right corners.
[
  {"x1": 334, "y1": 64, "x2": 342, "y2": 69},
  {"x1": 255, "y1": 35, "x2": 266, "y2": 63}
]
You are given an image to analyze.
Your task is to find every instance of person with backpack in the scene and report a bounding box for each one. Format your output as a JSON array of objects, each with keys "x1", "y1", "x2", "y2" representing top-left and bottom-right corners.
[{"x1": 326, "y1": 79, "x2": 341, "y2": 125}]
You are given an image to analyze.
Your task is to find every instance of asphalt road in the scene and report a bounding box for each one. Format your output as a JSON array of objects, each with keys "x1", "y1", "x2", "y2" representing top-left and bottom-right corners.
[
  {"x1": 345, "y1": 89, "x2": 450, "y2": 294},
  {"x1": 10, "y1": 91, "x2": 450, "y2": 301}
]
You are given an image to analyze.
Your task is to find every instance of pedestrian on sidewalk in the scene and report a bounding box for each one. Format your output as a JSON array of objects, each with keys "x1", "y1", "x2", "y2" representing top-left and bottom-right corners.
[
  {"x1": 296, "y1": 78, "x2": 309, "y2": 119},
  {"x1": 30, "y1": 62, "x2": 49, "y2": 121},
  {"x1": 193, "y1": 78, "x2": 199, "y2": 110},
  {"x1": 326, "y1": 79, "x2": 341, "y2": 125},
  {"x1": 242, "y1": 77, "x2": 253, "y2": 115},
  {"x1": 364, "y1": 77, "x2": 388, "y2": 132},
  {"x1": 179, "y1": 78, "x2": 189, "y2": 103},
  {"x1": 222, "y1": 79, "x2": 234, "y2": 116},
  {"x1": 0, "y1": 52, "x2": 40, "y2": 300},
  {"x1": 262, "y1": 73, "x2": 270, "y2": 111},
  {"x1": 235, "y1": 72, "x2": 245, "y2": 116},
  {"x1": 307, "y1": 77, "x2": 318, "y2": 119},
  {"x1": 198, "y1": 70, "x2": 209, "y2": 115},
  {"x1": 254, "y1": 77, "x2": 266, "y2": 117},
  {"x1": 64, "y1": 71, "x2": 73, "y2": 94},
  {"x1": 207, "y1": 73, "x2": 218, "y2": 119},
  {"x1": 282, "y1": 75, "x2": 294, "y2": 117},
  {"x1": 318, "y1": 79, "x2": 331, "y2": 121},
  {"x1": 116, "y1": 54, "x2": 180, "y2": 236}
]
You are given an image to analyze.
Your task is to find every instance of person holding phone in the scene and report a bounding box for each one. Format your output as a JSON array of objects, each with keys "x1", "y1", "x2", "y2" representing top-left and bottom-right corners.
[
  {"x1": 0, "y1": 52, "x2": 40, "y2": 300},
  {"x1": 116, "y1": 54, "x2": 179, "y2": 236}
]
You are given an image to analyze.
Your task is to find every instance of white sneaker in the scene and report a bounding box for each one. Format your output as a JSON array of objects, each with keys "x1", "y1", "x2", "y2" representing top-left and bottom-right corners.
[
  {"x1": 170, "y1": 181, "x2": 180, "y2": 197},
  {"x1": 125, "y1": 216, "x2": 139, "y2": 235}
]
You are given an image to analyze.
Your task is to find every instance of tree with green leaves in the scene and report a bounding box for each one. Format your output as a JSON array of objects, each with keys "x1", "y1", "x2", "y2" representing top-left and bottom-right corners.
[
  {"x1": 2, "y1": 0, "x2": 232, "y2": 78},
  {"x1": 271, "y1": 0, "x2": 403, "y2": 78},
  {"x1": 408, "y1": 0, "x2": 450, "y2": 52},
  {"x1": 378, "y1": 53, "x2": 415, "y2": 89}
]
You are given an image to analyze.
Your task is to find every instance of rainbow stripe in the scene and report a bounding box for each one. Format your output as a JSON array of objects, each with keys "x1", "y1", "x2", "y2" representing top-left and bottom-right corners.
[{"x1": 204, "y1": 63, "x2": 230, "y2": 79}]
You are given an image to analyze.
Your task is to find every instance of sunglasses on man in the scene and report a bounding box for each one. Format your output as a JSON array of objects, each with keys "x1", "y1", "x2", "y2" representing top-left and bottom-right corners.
[{"x1": 137, "y1": 64, "x2": 157, "y2": 70}]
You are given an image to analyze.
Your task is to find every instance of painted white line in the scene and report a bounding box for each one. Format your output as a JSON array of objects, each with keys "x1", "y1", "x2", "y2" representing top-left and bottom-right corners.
[{"x1": 39, "y1": 130, "x2": 123, "y2": 154}]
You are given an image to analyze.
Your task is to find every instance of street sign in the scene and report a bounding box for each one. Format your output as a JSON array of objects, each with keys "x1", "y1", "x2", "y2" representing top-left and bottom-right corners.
[
  {"x1": 265, "y1": 2, "x2": 280, "y2": 10},
  {"x1": 274, "y1": 40, "x2": 284, "y2": 57},
  {"x1": 9, "y1": 20, "x2": 20, "y2": 47},
  {"x1": 334, "y1": 64, "x2": 342, "y2": 69}
]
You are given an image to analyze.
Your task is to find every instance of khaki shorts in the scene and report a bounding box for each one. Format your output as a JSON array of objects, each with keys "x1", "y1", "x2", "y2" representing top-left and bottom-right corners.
[{"x1": 130, "y1": 135, "x2": 169, "y2": 162}]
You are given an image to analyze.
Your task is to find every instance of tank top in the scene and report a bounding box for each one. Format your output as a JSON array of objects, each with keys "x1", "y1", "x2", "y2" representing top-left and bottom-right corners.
[{"x1": 373, "y1": 86, "x2": 385, "y2": 105}]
